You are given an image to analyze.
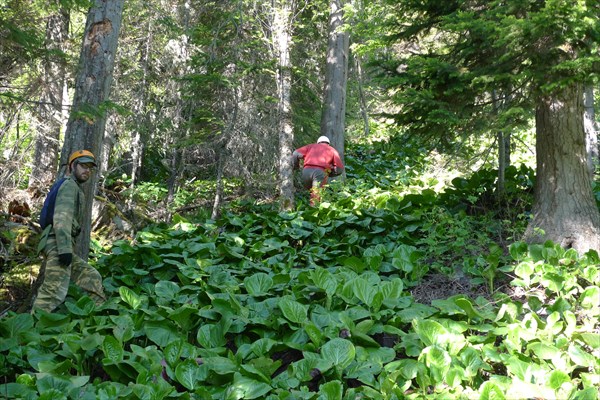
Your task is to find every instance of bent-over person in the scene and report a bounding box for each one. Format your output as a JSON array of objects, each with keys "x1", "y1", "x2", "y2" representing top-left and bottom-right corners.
[{"x1": 292, "y1": 136, "x2": 344, "y2": 205}]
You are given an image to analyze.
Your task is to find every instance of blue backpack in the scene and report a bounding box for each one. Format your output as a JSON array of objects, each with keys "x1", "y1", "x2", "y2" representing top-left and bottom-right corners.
[{"x1": 39, "y1": 178, "x2": 67, "y2": 229}]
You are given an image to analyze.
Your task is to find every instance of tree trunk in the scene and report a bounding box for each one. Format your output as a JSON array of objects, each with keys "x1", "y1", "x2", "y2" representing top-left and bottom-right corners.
[
  {"x1": 524, "y1": 83, "x2": 600, "y2": 254},
  {"x1": 320, "y1": 0, "x2": 349, "y2": 163},
  {"x1": 129, "y1": 20, "x2": 153, "y2": 201},
  {"x1": 29, "y1": 4, "x2": 69, "y2": 191},
  {"x1": 354, "y1": 54, "x2": 370, "y2": 137},
  {"x1": 211, "y1": 150, "x2": 224, "y2": 220},
  {"x1": 584, "y1": 84, "x2": 598, "y2": 175},
  {"x1": 60, "y1": 0, "x2": 124, "y2": 260},
  {"x1": 492, "y1": 90, "x2": 511, "y2": 201},
  {"x1": 273, "y1": 0, "x2": 294, "y2": 210}
]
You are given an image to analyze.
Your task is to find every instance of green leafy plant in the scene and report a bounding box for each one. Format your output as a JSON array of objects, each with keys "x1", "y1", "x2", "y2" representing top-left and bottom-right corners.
[{"x1": 1, "y1": 148, "x2": 598, "y2": 399}]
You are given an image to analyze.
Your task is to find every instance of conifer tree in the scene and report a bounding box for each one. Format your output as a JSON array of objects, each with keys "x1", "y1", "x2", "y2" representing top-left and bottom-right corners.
[{"x1": 376, "y1": 0, "x2": 600, "y2": 253}]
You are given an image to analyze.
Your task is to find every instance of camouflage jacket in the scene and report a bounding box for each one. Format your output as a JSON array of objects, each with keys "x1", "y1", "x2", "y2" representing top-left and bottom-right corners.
[{"x1": 48, "y1": 176, "x2": 83, "y2": 255}]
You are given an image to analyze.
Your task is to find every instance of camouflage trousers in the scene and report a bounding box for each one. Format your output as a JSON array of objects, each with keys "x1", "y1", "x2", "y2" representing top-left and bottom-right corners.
[{"x1": 32, "y1": 237, "x2": 106, "y2": 312}]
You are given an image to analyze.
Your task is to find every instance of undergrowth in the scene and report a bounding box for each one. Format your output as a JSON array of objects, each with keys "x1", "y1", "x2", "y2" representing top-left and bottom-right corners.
[{"x1": 0, "y1": 144, "x2": 598, "y2": 399}]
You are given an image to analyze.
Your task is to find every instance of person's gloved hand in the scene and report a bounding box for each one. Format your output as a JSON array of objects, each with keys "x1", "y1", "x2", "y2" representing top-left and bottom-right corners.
[{"x1": 58, "y1": 253, "x2": 73, "y2": 266}]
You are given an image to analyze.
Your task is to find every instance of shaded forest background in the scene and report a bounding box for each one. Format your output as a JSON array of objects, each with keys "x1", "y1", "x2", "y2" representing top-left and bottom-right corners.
[
  {"x1": 1, "y1": 1, "x2": 600, "y2": 399},
  {"x1": 1, "y1": 1, "x2": 599, "y2": 279}
]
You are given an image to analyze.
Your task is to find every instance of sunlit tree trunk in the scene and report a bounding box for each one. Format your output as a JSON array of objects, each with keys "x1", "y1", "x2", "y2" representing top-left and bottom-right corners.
[
  {"x1": 273, "y1": 0, "x2": 294, "y2": 210},
  {"x1": 211, "y1": 152, "x2": 225, "y2": 220},
  {"x1": 60, "y1": 0, "x2": 124, "y2": 260},
  {"x1": 129, "y1": 19, "x2": 153, "y2": 202},
  {"x1": 584, "y1": 84, "x2": 598, "y2": 175},
  {"x1": 164, "y1": 1, "x2": 192, "y2": 222},
  {"x1": 524, "y1": 83, "x2": 600, "y2": 254},
  {"x1": 492, "y1": 90, "x2": 511, "y2": 201},
  {"x1": 321, "y1": 0, "x2": 349, "y2": 163},
  {"x1": 354, "y1": 54, "x2": 370, "y2": 137},
  {"x1": 29, "y1": 4, "x2": 69, "y2": 191}
]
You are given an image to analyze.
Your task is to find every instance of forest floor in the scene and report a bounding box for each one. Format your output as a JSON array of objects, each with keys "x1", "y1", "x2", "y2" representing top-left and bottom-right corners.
[{"x1": 1, "y1": 186, "x2": 513, "y2": 317}]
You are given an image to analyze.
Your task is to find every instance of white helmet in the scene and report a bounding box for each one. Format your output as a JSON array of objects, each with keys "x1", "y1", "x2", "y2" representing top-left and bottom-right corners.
[{"x1": 317, "y1": 135, "x2": 330, "y2": 144}]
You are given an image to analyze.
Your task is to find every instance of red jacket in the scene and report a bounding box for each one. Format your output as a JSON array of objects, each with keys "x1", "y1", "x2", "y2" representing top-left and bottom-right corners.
[{"x1": 293, "y1": 143, "x2": 344, "y2": 174}]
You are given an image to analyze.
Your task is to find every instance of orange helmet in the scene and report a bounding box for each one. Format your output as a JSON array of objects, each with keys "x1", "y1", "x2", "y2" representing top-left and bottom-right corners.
[{"x1": 68, "y1": 150, "x2": 97, "y2": 166}]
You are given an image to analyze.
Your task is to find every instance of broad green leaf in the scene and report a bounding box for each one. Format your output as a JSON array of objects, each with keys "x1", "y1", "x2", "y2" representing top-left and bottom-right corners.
[
  {"x1": 547, "y1": 370, "x2": 570, "y2": 390},
  {"x1": 0, "y1": 313, "x2": 34, "y2": 339},
  {"x1": 391, "y1": 244, "x2": 417, "y2": 272},
  {"x1": 27, "y1": 348, "x2": 57, "y2": 371},
  {"x1": 527, "y1": 342, "x2": 560, "y2": 360},
  {"x1": 119, "y1": 287, "x2": 142, "y2": 310},
  {"x1": 0, "y1": 383, "x2": 36, "y2": 398},
  {"x1": 397, "y1": 303, "x2": 436, "y2": 323},
  {"x1": 311, "y1": 267, "x2": 337, "y2": 296},
  {"x1": 155, "y1": 280, "x2": 180, "y2": 300},
  {"x1": 514, "y1": 261, "x2": 535, "y2": 282},
  {"x1": 321, "y1": 338, "x2": 355, "y2": 370},
  {"x1": 227, "y1": 372, "x2": 272, "y2": 399},
  {"x1": 577, "y1": 333, "x2": 600, "y2": 349},
  {"x1": 187, "y1": 241, "x2": 216, "y2": 255},
  {"x1": 37, "y1": 359, "x2": 74, "y2": 374},
  {"x1": 380, "y1": 278, "x2": 403, "y2": 300},
  {"x1": 175, "y1": 359, "x2": 202, "y2": 391},
  {"x1": 278, "y1": 297, "x2": 308, "y2": 324},
  {"x1": 79, "y1": 332, "x2": 104, "y2": 351},
  {"x1": 455, "y1": 297, "x2": 482, "y2": 320},
  {"x1": 38, "y1": 388, "x2": 67, "y2": 400},
  {"x1": 446, "y1": 366, "x2": 464, "y2": 388},
  {"x1": 579, "y1": 286, "x2": 599, "y2": 310},
  {"x1": 421, "y1": 345, "x2": 451, "y2": 382},
  {"x1": 111, "y1": 315, "x2": 134, "y2": 343},
  {"x1": 304, "y1": 322, "x2": 324, "y2": 347},
  {"x1": 541, "y1": 272, "x2": 565, "y2": 293},
  {"x1": 506, "y1": 356, "x2": 529, "y2": 380},
  {"x1": 243, "y1": 356, "x2": 280, "y2": 381},
  {"x1": 479, "y1": 381, "x2": 506, "y2": 400},
  {"x1": 16, "y1": 374, "x2": 34, "y2": 386},
  {"x1": 342, "y1": 256, "x2": 366, "y2": 273},
  {"x1": 64, "y1": 296, "x2": 96, "y2": 316},
  {"x1": 169, "y1": 305, "x2": 198, "y2": 331},
  {"x1": 412, "y1": 319, "x2": 448, "y2": 347},
  {"x1": 509, "y1": 241, "x2": 528, "y2": 261},
  {"x1": 384, "y1": 359, "x2": 425, "y2": 380},
  {"x1": 568, "y1": 344, "x2": 597, "y2": 367},
  {"x1": 244, "y1": 273, "x2": 274, "y2": 296},
  {"x1": 317, "y1": 380, "x2": 343, "y2": 400},
  {"x1": 36, "y1": 375, "x2": 72, "y2": 394},
  {"x1": 572, "y1": 388, "x2": 599, "y2": 400},
  {"x1": 102, "y1": 336, "x2": 123, "y2": 362},
  {"x1": 352, "y1": 278, "x2": 377, "y2": 307},
  {"x1": 164, "y1": 340, "x2": 186, "y2": 365},
  {"x1": 204, "y1": 356, "x2": 237, "y2": 375},
  {"x1": 145, "y1": 320, "x2": 180, "y2": 347},
  {"x1": 250, "y1": 338, "x2": 278, "y2": 357},
  {"x1": 197, "y1": 323, "x2": 228, "y2": 349},
  {"x1": 291, "y1": 357, "x2": 320, "y2": 381}
]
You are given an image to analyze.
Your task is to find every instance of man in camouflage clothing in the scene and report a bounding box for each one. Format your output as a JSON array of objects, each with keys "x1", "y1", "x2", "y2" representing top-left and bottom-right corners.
[{"x1": 32, "y1": 150, "x2": 106, "y2": 312}]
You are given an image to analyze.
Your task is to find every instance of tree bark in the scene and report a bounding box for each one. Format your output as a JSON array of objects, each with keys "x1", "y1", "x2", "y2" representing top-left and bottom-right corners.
[
  {"x1": 354, "y1": 54, "x2": 370, "y2": 138},
  {"x1": 29, "y1": 4, "x2": 69, "y2": 191},
  {"x1": 60, "y1": 0, "x2": 124, "y2": 260},
  {"x1": 320, "y1": 0, "x2": 349, "y2": 163},
  {"x1": 584, "y1": 84, "x2": 598, "y2": 175},
  {"x1": 524, "y1": 83, "x2": 600, "y2": 254},
  {"x1": 273, "y1": 0, "x2": 295, "y2": 210},
  {"x1": 492, "y1": 90, "x2": 511, "y2": 201},
  {"x1": 129, "y1": 19, "x2": 153, "y2": 200}
]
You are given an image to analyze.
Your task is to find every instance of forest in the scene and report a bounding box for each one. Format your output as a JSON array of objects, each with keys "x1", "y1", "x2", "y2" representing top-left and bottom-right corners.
[{"x1": 0, "y1": 0, "x2": 599, "y2": 399}]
